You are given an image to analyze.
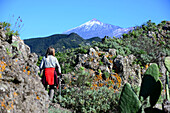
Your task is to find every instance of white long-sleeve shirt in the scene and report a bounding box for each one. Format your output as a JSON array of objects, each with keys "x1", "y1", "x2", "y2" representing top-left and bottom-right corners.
[{"x1": 39, "y1": 55, "x2": 61, "y2": 73}]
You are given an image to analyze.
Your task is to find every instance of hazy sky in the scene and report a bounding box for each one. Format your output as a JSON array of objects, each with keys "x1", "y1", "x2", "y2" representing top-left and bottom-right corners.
[{"x1": 0, "y1": 0, "x2": 170, "y2": 39}]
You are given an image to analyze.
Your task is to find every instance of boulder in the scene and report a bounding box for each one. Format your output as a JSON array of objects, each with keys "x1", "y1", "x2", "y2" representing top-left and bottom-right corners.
[
  {"x1": 98, "y1": 65, "x2": 110, "y2": 73},
  {"x1": 114, "y1": 55, "x2": 141, "y2": 87},
  {"x1": 108, "y1": 49, "x2": 116, "y2": 56},
  {"x1": 0, "y1": 33, "x2": 49, "y2": 113},
  {"x1": 88, "y1": 47, "x2": 99, "y2": 58}
]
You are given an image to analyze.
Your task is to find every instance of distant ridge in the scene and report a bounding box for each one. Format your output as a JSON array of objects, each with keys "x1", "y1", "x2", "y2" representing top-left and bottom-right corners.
[
  {"x1": 63, "y1": 18, "x2": 133, "y2": 39},
  {"x1": 24, "y1": 33, "x2": 101, "y2": 55}
]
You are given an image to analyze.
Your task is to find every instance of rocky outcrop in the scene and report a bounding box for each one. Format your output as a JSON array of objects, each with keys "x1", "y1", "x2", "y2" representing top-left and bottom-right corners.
[
  {"x1": 73, "y1": 46, "x2": 169, "y2": 90},
  {"x1": 74, "y1": 47, "x2": 142, "y2": 88},
  {"x1": 0, "y1": 29, "x2": 49, "y2": 112},
  {"x1": 114, "y1": 55, "x2": 141, "y2": 87}
]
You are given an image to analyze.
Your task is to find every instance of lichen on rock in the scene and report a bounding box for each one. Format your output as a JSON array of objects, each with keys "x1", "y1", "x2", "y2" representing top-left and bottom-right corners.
[{"x1": 0, "y1": 28, "x2": 49, "y2": 113}]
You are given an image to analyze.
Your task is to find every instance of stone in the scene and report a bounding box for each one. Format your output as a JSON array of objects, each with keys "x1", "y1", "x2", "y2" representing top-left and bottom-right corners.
[
  {"x1": 75, "y1": 63, "x2": 82, "y2": 71},
  {"x1": 0, "y1": 31, "x2": 49, "y2": 113},
  {"x1": 101, "y1": 55, "x2": 111, "y2": 65},
  {"x1": 162, "y1": 99, "x2": 170, "y2": 113},
  {"x1": 99, "y1": 65, "x2": 110, "y2": 73},
  {"x1": 0, "y1": 84, "x2": 8, "y2": 93},
  {"x1": 114, "y1": 55, "x2": 124, "y2": 72},
  {"x1": 89, "y1": 47, "x2": 99, "y2": 58},
  {"x1": 94, "y1": 46, "x2": 99, "y2": 52},
  {"x1": 108, "y1": 49, "x2": 116, "y2": 56},
  {"x1": 0, "y1": 30, "x2": 6, "y2": 40},
  {"x1": 128, "y1": 54, "x2": 136, "y2": 65},
  {"x1": 114, "y1": 55, "x2": 141, "y2": 87}
]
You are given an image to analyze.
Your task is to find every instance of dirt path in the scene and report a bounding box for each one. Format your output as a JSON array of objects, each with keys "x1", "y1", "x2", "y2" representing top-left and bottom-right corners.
[{"x1": 48, "y1": 103, "x2": 72, "y2": 113}]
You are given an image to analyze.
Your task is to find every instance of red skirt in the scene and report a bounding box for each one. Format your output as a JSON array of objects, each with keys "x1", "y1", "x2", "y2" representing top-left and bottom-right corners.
[{"x1": 44, "y1": 68, "x2": 55, "y2": 85}]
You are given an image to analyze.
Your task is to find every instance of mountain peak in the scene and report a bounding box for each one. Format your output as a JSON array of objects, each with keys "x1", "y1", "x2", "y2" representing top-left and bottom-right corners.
[
  {"x1": 63, "y1": 19, "x2": 133, "y2": 39},
  {"x1": 90, "y1": 18, "x2": 100, "y2": 22},
  {"x1": 82, "y1": 18, "x2": 103, "y2": 26}
]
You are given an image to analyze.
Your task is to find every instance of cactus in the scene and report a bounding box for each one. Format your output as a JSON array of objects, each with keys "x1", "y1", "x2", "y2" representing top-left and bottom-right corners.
[
  {"x1": 164, "y1": 57, "x2": 170, "y2": 101},
  {"x1": 165, "y1": 83, "x2": 169, "y2": 101},
  {"x1": 150, "y1": 79, "x2": 162, "y2": 107},
  {"x1": 139, "y1": 63, "x2": 163, "y2": 112},
  {"x1": 119, "y1": 83, "x2": 141, "y2": 113},
  {"x1": 119, "y1": 63, "x2": 164, "y2": 112},
  {"x1": 165, "y1": 57, "x2": 170, "y2": 72},
  {"x1": 139, "y1": 74, "x2": 156, "y2": 100},
  {"x1": 139, "y1": 63, "x2": 160, "y2": 100},
  {"x1": 144, "y1": 63, "x2": 159, "y2": 82}
]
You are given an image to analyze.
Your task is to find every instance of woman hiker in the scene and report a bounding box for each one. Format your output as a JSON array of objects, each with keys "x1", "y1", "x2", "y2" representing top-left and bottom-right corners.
[{"x1": 39, "y1": 47, "x2": 61, "y2": 101}]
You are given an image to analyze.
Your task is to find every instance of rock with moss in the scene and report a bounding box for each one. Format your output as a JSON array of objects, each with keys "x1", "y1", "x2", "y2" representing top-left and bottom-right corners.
[
  {"x1": 114, "y1": 55, "x2": 141, "y2": 87},
  {"x1": 89, "y1": 47, "x2": 99, "y2": 58},
  {"x1": 0, "y1": 28, "x2": 49, "y2": 113}
]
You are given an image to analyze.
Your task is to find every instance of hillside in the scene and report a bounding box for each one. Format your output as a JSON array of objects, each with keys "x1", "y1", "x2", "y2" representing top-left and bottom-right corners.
[
  {"x1": 24, "y1": 33, "x2": 101, "y2": 55},
  {"x1": 51, "y1": 20, "x2": 170, "y2": 75},
  {"x1": 0, "y1": 20, "x2": 170, "y2": 112},
  {"x1": 45, "y1": 20, "x2": 170, "y2": 112}
]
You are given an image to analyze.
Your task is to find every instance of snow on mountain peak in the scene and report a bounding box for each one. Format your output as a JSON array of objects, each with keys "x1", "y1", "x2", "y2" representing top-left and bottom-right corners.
[
  {"x1": 91, "y1": 18, "x2": 99, "y2": 21},
  {"x1": 80, "y1": 18, "x2": 103, "y2": 27},
  {"x1": 63, "y1": 19, "x2": 133, "y2": 39}
]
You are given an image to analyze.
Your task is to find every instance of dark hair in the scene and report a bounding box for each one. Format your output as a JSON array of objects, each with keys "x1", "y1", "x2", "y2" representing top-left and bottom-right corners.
[{"x1": 45, "y1": 47, "x2": 55, "y2": 58}]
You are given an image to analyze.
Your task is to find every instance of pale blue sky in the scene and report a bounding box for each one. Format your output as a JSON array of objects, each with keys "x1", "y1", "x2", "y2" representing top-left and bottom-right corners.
[{"x1": 0, "y1": 0, "x2": 170, "y2": 39}]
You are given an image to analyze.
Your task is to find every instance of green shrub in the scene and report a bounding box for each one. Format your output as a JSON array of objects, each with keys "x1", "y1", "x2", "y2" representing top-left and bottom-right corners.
[
  {"x1": 93, "y1": 20, "x2": 170, "y2": 65},
  {"x1": 37, "y1": 56, "x2": 43, "y2": 66},
  {"x1": 70, "y1": 67, "x2": 94, "y2": 87},
  {"x1": 55, "y1": 87, "x2": 120, "y2": 113},
  {"x1": 1, "y1": 19, "x2": 22, "y2": 37}
]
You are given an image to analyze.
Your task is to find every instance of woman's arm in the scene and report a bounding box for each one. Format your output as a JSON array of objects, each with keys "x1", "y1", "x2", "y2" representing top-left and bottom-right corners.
[
  {"x1": 56, "y1": 58, "x2": 61, "y2": 75},
  {"x1": 39, "y1": 57, "x2": 45, "y2": 77}
]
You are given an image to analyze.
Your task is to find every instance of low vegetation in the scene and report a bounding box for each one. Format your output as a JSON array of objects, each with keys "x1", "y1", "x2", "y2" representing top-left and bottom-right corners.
[{"x1": 50, "y1": 20, "x2": 169, "y2": 112}]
